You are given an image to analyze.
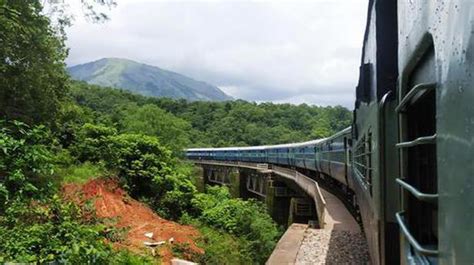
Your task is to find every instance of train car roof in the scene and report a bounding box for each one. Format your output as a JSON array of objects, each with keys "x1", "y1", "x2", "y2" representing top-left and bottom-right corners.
[
  {"x1": 264, "y1": 138, "x2": 327, "y2": 149},
  {"x1": 186, "y1": 126, "x2": 351, "y2": 152},
  {"x1": 186, "y1": 145, "x2": 268, "y2": 152},
  {"x1": 186, "y1": 138, "x2": 328, "y2": 152}
]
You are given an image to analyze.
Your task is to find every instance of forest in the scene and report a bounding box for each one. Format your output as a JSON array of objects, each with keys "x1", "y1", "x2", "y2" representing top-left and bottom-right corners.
[
  {"x1": 70, "y1": 81, "x2": 352, "y2": 151},
  {"x1": 0, "y1": 1, "x2": 351, "y2": 264}
]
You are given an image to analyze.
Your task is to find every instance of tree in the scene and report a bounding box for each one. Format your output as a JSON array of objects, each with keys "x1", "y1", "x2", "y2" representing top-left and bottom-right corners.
[
  {"x1": 70, "y1": 123, "x2": 117, "y2": 163},
  {"x1": 69, "y1": 83, "x2": 353, "y2": 148},
  {"x1": 43, "y1": 0, "x2": 117, "y2": 24},
  {"x1": 120, "y1": 104, "x2": 192, "y2": 153},
  {"x1": 55, "y1": 102, "x2": 94, "y2": 148},
  {"x1": 0, "y1": 1, "x2": 69, "y2": 125}
]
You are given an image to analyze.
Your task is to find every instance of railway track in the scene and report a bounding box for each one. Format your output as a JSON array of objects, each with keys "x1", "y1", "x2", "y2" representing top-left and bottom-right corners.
[{"x1": 267, "y1": 187, "x2": 369, "y2": 265}]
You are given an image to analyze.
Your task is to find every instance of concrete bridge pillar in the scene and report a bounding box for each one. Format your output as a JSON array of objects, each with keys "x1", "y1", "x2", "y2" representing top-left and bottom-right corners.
[
  {"x1": 265, "y1": 178, "x2": 292, "y2": 227},
  {"x1": 288, "y1": 197, "x2": 317, "y2": 227},
  {"x1": 199, "y1": 165, "x2": 243, "y2": 198},
  {"x1": 192, "y1": 166, "x2": 205, "y2": 192}
]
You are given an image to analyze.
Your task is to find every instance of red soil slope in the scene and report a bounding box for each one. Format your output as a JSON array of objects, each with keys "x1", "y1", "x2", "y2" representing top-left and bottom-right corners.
[{"x1": 62, "y1": 178, "x2": 202, "y2": 264}]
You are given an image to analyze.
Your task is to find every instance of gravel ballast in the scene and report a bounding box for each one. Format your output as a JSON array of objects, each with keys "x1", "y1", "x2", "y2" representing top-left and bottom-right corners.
[{"x1": 295, "y1": 228, "x2": 369, "y2": 264}]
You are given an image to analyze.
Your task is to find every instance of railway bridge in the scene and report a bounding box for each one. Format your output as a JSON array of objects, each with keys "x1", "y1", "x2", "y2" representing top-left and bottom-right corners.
[
  {"x1": 190, "y1": 159, "x2": 365, "y2": 264},
  {"x1": 193, "y1": 160, "x2": 327, "y2": 227}
]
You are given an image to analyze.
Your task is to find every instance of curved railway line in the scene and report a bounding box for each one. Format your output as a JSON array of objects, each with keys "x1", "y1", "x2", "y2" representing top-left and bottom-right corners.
[{"x1": 186, "y1": 0, "x2": 474, "y2": 264}]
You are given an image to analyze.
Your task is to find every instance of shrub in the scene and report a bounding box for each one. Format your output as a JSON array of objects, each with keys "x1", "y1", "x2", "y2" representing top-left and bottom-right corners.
[
  {"x1": 157, "y1": 173, "x2": 197, "y2": 219},
  {"x1": 175, "y1": 216, "x2": 253, "y2": 265},
  {"x1": 55, "y1": 102, "x2": 94, "y2": 148},
  {"x1": 105, "y1": 133, "x2": 173, "y2": 197},
  {"x1": 0, "y1": 120, "x2": 155, "y2": 264},
  {"x1": 196, "y1": 225, "x2": 254, "y2": 265},
  {"x1": 70, "y1": 123, "x2": 117, "y2": 163},
  {"x1": 0, "y1": 184, "x2": 152, "y2": 264},
  {"x1": 68, "y1": 126, "x2": 198, "y2": 219},
  {"x1": 0, "y1": 196, "x2": 113, "y2": 264},
  {"x1": 0, "y1": 120, "x2": 54, "y2": 210},
  {"x1": 104, "y1": 133, "x2": 196, "y2": 219},
  {"x1": 191, "y1": 186, "x2": 281, "y2": 263}
]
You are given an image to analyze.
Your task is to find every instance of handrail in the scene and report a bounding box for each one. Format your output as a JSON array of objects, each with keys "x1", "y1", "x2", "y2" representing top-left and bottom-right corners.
[
  {"x1": 314, "y1": 178, "x2": 327, "y2": 206},
  {"x1": 395, "y1": 211, "x2": 439, "y2": 256},
  {"x1": 353, "y1": 151, "x2": 372, "y2": 158},
  {"x1": 396, "y1": 178, "x2": 438, "y2": 203},
  {"x1": 395, "y1": 82, "x2": 436, "y2": 113},
  {"x1": 396, "y1": 134, "x2": 436, "y2": 148},
  {"x1": 353, "y1": 161, "x2": 373, "y2": 170}
]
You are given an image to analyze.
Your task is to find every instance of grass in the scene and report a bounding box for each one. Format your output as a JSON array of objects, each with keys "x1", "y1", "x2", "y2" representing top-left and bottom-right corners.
[
  {"x1": 196, "y1": 225, "x2": 253, "y2": 265},
  {"x1": 110, "y1": 250, "x2": 158, "y2": 265},
  {"x1": 57, "y1": 162, "x2": 108, "y2": 184}
]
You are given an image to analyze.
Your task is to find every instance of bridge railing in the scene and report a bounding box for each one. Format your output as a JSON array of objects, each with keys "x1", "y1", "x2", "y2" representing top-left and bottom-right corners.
[
  {"x1": 191, "y1": 159, "x2": 327, "y2": 228},
  {"x1": 271, "y1": 165, "x2": 327, "y2": 227}
]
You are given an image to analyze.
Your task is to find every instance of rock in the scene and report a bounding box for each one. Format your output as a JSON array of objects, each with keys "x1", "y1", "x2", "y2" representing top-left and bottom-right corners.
[
  {"x1": 171, "y1": 258, "x2": 198, "y2": 265},
  {"x1": 295, "y1": 229, "x2": 369, "y2": 264}
]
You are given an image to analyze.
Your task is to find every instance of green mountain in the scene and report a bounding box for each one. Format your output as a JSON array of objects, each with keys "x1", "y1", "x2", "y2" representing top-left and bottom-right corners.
[{"x1": 68, "y1": 58, "x2": 232, "y2": 101}]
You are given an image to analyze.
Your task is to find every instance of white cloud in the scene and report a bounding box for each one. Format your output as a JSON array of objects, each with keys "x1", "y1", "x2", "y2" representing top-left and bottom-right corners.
[{"x1": 65, "y1": 0, "x2": 367, "y2": 108}]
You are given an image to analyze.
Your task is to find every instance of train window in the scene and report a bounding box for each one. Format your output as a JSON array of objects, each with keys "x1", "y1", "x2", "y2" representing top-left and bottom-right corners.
[
  {"x1": 354, "y1": 132, "x2": 373, "y2": 195},
  {"x1": 398, "y1": 43, "x2": 438, "y2": 260}
]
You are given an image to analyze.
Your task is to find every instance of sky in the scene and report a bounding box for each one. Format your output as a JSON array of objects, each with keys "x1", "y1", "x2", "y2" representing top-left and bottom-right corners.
[{"x1": 65, "y1": 0, "x2": 367, "y2": 109}]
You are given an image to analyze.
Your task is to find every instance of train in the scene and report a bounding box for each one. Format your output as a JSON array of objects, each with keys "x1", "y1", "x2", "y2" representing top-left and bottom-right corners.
[
  {"x1": 187, "y1": 0, "x2": 474, "y2": 264},
  {"x1": 186, "y1": 127, "x2": 351, "y2": 186}
]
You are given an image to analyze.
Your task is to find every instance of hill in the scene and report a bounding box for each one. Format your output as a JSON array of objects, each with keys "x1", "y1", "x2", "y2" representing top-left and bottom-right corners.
[{"x1": 68, "y1": 58, "x2": 232, "y2": 101}]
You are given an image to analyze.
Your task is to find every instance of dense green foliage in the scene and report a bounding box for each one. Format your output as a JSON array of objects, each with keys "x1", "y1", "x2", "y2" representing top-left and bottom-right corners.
[
  {"x1": 120, "y1": 104, "x2": 192, "y2": 153},
  {"x1": 0, "y1": 196, "x2": 112, "y2": 263},
  {"x1": 70, "y1": 81, "x2": 352, "y2": 148},
  {"x1": 68, "y1": 123, "x2": 197, "y2": 219},
  {"x1": 0, "y1": 121, "x2": 55, "y2": 209},
  {"x1": 70, "y1": 123, "x2": 117, "y2": 163},
  {"x1": 191, "y1": 186, "x2": 281, "y2": 264},
  {"x1": 174, "y1": 220, "x2": 254, "y2": 265},
  {"x1": 0, "y1": 121, "x2": 152, "y2": 264},
  {"x1": 0, "y1": 1, "x2": 68, "y2": 125},
  {"x1": 0, "y1": 2, "x2": 153, "y2": 263}
]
